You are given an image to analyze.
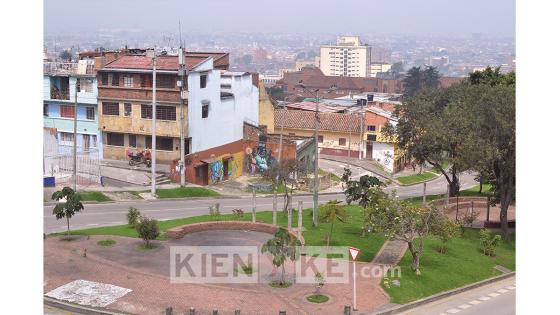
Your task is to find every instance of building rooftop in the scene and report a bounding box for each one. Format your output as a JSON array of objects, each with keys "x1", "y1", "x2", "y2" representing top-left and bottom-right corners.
[
  {"x1": 102, "y1": 51, "x2": 229, "y2": 71},
  {"x1": 274, "y1": 109, "x2": 361, "y2": 133}
]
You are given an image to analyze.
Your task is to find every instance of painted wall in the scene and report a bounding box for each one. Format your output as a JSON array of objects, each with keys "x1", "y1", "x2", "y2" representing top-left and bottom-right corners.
[
  {"x1": 258, "y1": 82, "x2": 275, "y2": 133},
  {"x1": 188, "y1": 59, "x2": 259, "y2": 154},
  {"x1": 369, "y1": 142, "x2": 395, "y2": 172},
  {"x1": 279, "y1": 127, "x2": 361, "y2": 152}
]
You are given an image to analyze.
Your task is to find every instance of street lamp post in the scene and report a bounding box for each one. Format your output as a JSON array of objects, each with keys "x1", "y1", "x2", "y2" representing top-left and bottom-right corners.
[{"x1": 296, "y1": 81, "x2": 336, "y2": 227}]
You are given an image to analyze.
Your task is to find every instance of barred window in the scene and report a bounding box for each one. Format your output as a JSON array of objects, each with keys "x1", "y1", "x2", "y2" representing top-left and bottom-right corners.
[
  {"x1": 79, "y1": 78, "x2": 93, "y2": 92},
  {"x1": 156, "y1": 75, "x2": 175, "y2": 88},
  {"x1": 141, "y1": 104, "x2": 175, "y2": 121},
  {"x1": 86, "y1": 107, "x2": 95, "y2": 120},
  {"x1": 338, "y1": 138, "x2": 346, "y2": 146},
  {"x1": 106, "y1": 133, "x2": 124, "y2": 146},
  {"x1": 141, "y1": 104, "x2": 152, "y2": 119},
  {"x1": 123, "y1": 75, "x2": 133, "y2": 87},
  {"x1": 60, "y1": 105, "x2": 75, "y2": 118},
  {"x1": 60, "y1": 132, "x2": 74, "y2": 146},
  {"x1": 124, "y1": 103, "x2": 132, "y2": 117},
  {"x1": 102, "y1": 102, "x2": 120, "y2": 116}
]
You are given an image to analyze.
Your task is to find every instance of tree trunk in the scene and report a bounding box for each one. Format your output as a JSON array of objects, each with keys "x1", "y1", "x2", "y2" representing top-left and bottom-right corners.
[
  {"x1": 66, "y1": 217, "x2": 70, "y2": 236},
  {"x1": 407, "y1": 242, "x2": 422, "y2": 275},
  {"x1": 499, "y1": 174, "x2": 514, "y2": 240},
  {"x1": 281, "y1": 263, "x2": 285, "y2": 284},
  {"x1": 327, "y1": 222, "x2": 334, "y2": 248},
  {"x1": 478, "y1": 178, "x2": 483, "y2": 194}
]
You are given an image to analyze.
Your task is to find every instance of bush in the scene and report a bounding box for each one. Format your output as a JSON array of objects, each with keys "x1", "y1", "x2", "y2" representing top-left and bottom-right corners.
[
  {"x1": 430, "y1": 215, "x2": 460, "y2": 253},
  {"x1": 479, "y1": 228, "x2": 501, "y2": 256},
  {"x1": 232, "y1": 208, "x2": 244, "y2": 218},
  {"x1": 127, "y1": 207, "x2": 141, "y2": 227},
  {"x1": 135, "y1": 216, "x2": 160, "y2": 247}
]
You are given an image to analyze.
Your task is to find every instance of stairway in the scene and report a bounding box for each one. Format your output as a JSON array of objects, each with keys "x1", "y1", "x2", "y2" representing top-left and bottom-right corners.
[{"x1": 155, "y1": 174, "x2": 171, "y2": 185}]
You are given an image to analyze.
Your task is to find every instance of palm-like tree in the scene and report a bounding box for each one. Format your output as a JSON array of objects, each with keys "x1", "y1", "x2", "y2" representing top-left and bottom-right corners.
[
  {"x1": 319, "y1": 200, "x2": 348, "y2": 248},
  {"x1": 261, "y1": 227, "x2": 300, "y2": 285},
  {"x1": 52, "y1": 187, "x2": 84, "y2": 236}
]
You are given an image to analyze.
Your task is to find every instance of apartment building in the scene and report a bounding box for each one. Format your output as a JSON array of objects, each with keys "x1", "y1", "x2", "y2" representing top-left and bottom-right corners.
[
  {"x1": 320, "y1": 36, "x2": 371, "y2": 77},
  {"x1": 43, "y1": 58, "x2": 101, "y2": 158},
  {"x1": 96, "y1": 50, "x2": 230, "y2": 164}
]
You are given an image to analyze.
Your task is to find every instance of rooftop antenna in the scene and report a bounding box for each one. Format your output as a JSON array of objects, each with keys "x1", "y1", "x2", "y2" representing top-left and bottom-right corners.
[{"x1": 178, "y1": 20, "x2": 183, "y2": 49}]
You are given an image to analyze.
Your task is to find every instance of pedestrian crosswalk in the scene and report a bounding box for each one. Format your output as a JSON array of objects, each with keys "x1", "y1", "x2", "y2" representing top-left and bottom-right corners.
[{"x1": 438, "y1": 283, "x2": 515, "y2": 315}]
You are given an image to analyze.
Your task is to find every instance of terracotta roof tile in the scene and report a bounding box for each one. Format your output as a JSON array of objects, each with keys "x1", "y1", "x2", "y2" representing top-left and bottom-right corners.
[
  {"x1": 103, "y1": 52, "x2": 229, "y2": 71},
  {"x1": 275, "y1": 109, "x2": 361, "y2": 133}
]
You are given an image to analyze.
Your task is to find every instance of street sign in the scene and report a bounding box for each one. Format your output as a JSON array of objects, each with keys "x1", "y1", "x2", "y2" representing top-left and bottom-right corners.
[{"x1": 349, "y1": 247, "x2": 361, "y2": 261}]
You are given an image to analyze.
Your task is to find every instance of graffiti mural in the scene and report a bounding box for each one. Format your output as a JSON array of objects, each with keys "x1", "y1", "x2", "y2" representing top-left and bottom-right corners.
[
  {"x1": 245, "y1": 143, "x2": 276, "y2": 174},
  {"x1": 209, "y1": 160, "x2": 224, "y2": 184}
]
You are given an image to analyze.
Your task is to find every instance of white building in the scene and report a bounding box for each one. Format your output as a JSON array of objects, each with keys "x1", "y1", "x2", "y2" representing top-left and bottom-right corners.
[
  {"x1": 188, "y1": 58, "x2": 259, "y2": 153},
  {"x1": 370, "y1": 62, "x2": 392, "y2": 77},
  {"x1": 320, "y1": 36, "x2": 371, "y2": 77}
]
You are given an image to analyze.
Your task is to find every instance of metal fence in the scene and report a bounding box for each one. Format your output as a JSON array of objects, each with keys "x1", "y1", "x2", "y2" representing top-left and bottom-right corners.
[{"x1": 44, "y1": 151, "x2": 101, "y2": 188}]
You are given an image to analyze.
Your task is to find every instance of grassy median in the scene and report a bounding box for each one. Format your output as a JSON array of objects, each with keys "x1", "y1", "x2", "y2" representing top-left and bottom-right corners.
[
  {"x1": 76, "y1": 191, "x2": 112, "y2": 202},
  {"x1": 155, "y1": 187, "x2": 220, "y2": 198}
]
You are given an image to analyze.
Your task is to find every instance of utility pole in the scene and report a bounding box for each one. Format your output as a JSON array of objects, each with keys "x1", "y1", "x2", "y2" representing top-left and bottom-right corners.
[
  {"x1": 346, "y1": 111, "x2": 352, "y2": 169},
  {"x1": 73, "y1": 76, "x2": 78, "y2": 191},
  {"x1": 313, "y1": 89, "x2": 320, "y2": 227},
  {"x1": 151, "y1": 51, "x2": 157, "y2": 197},
  {"x1": 278, "y1": 99, "x2": 287, "y2": 165},
  {"x1": 178, "y1": 47, "x2": 187, "y2": 187}
]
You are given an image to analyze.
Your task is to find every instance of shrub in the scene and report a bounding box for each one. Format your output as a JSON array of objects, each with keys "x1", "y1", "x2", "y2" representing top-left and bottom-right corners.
[
  {"x1": 459, "y1": 209, "x2": 479, "y2": 236},
  {"x1": 430, "y1": 215, "x2": 460, "y2": 253},
  {"x1": 135, "y1": 216, "x2": 160, "y2": 247},
  {"x1": 127, "y1": 207, "x2": 141, "y2": 227},
  {"x1": 209, "y1": 203, "x2": 221, "y2": 216},
  {"x1": 314, "y1": 272, "x2": 325, "y2": 294},
  {"x1": 232, "y1": 208, "x2": 244, "y2": 218},
  {"x1": 479, "y1": 228, "x2": 501, "y2": 256}
]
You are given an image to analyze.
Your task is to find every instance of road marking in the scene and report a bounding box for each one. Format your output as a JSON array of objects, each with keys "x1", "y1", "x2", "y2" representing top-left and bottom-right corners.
[
  {"x1": 458, "y1": 304, "x2": 471, "y2": 309},
  {"x1": 488, "y1": 292, "x2": 500, "y2": 297},
  {"x1": 506, "y1": 285, "x2": 515, "y2": 290},
  {"x1": 497, "y1": 289, "x2": 509, "y2": 293},
  {"x1": 85, "y1": 223, "x2": 98, "y2": 226},
  {"x1": 479, "y1": 296, "x2": 491, "y2": 301},
  {"x1": 446, "y1": 308, "x2": 461, "y2": 314},
  {"x1": 469, "y1": 300, "x2": 481, "y2": 305}
]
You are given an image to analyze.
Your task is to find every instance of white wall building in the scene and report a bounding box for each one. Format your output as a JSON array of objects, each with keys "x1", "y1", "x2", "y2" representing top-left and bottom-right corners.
[
  {"x1": 188, "y1": 58, "x2": 259, "y2": 153},
  {"x1": 320, "y1": 36, "x2": 371, "y2": 77},
  {"x1": 370, "y1": 62, "x2": 392, "y2": 77}
]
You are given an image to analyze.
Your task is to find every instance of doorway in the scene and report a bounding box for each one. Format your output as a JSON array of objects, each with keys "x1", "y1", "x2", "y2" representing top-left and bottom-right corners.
[{"x1": 366, "y1": 142, "x2": 373, "y2": 159}]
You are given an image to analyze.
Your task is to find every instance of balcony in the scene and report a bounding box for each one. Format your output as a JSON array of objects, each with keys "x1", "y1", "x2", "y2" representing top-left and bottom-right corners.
[
  {"x1": 50, "y1": 86, "x2": 70, "y2": 100},
  {"x1": 44, "y1": 62, "x2": 78, "y2": 75}
]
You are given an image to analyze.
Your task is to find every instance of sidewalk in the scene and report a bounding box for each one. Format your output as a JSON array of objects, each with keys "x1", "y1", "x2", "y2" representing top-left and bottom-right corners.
[
  {"x1": 321, "y1": 155, "x2": 392, "y2": 180},
  {"x1": 101, "y1": 159, "x2": 169, "y2": 174}
]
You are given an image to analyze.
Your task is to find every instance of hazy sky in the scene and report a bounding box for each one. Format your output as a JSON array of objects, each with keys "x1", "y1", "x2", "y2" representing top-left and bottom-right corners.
[{"x1": 44, "y1": 0, "x2": 515, "y2": 37}]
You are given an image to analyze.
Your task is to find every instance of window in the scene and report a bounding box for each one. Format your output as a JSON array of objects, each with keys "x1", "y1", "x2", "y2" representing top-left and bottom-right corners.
[
  {"x1": 200, "y1": 74, "x2": 207, "y2": 88},
  {"x1": 156, "y1": 75, "x2": 175, "y2": 88},
  {"x1": 123, "y1": 75, "x2": 133, "y2": 87},
  {"x1": 124, "y1": 103, "x2": 132, "y2": 117},
  {"x1": 106, "y1": 133, "x2": 124, "y2": 146},
  {"x1": 44, "y1": 103, "x2": 48, "y2": 117},
  {"x1": 201, "y1": 102, "x2": 209, "y2": 118},
  {"x1": 128, "y1": 135, "x2": 136, "y2": 147},
  {"x1": 110, "y1": 73, "x2": 119, "y2": 86},
  {"x1": 102, "y1": 102, "x2": 120, "y2": 116},
  {"x1": 156, "y1": 105, "x2": 176, "y2": 121},
  {"x1": 145, "y1": 136, "x2": 173, "y2": 151},
  {"x1": 338, "y1": 138, "x2": 346, "y2": 146},
  {"x1": 156, "y1": 137, "x2": 174, "y2": 151},
  {"x1": 86, "y1": 107, "x2": 95, "y2": 120},
  {"x1": 141, "y1": 104, "x2": 152, "y2": 119},
  {"x1": 196, "y1": 166, "x2": 205, "y2": 179},
  {"x1": 367, "y1": 134, "x2": 377, "y2": 141},
  {"x1": 101, "y1": 73, "x2": 108, "y2": 86},
  {"x1": 318, "y1": 135, "x2": 324, "y2": 143},
  {"x1": 141, "y1": 74, "x2": 151, "y2": 88},
  {"x1": 367, "y1": 125, "x2": 376, "y2": 132},
  {"x1": 60, "y1": 132, "x2": 74, "y2": 146},
  {"x1": 91, "y1": 135, "x2": 97, "y2": 148},
  {"x1": 79, "y1": 78, "x2": 93, "y2": 92},
  {"x1": 60, "y1": 105, "x2": 75, "y2": 118}
]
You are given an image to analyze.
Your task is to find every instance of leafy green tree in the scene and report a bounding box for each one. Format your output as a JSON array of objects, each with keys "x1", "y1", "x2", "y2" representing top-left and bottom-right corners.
[
  {"x1": 479, "y1": 228, "x2": 502, "y2": 256},
  {"x1": 430, "y1": 215, "x2": 460, "y2": 253},
  {"x1": 263, "y1": 159, "x2": 304, "y2": 212},
  {"x1": 127, "y1": 207, "x2": 140, "y2": 227},
  {"x1": 261, "y1": 227, "x2": 300, "y2": 285},
  {"x1": 403, "y1": 66, "x2": 440, "y2": 98},
  {"x1": 391, "y1": 61, "x2": 404, "y2": 73},
  {"x1": 366, "y1": 192, "x2": 438, "y2": 275},
  {"x1": 318, "y1": 200, "x2": 348, "y2": 248},
  {"x1": 468, "y1": 66, "x2": 515, "y2": 87},
  {"x1": 52, "y1": 187, "x2": 84, "y2": 236},
  {"x1": 341, "y1": 168, "x2": 383, "y2": 206},
  {"x1": 135, "y1": 216, "x2": 160, "y2": 248}
]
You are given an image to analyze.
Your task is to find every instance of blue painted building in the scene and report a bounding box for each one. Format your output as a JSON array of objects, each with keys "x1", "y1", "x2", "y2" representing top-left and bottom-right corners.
[{"x1": 43, "y1": 60, "x2": 102, "y2": 158}]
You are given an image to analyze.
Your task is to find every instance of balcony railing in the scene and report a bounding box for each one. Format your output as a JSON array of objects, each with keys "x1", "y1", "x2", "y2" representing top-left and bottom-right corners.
[
  {"x1": 44, "y1": 62, "x2": 78, "y2": 75},
  {"x1": 50, "y1": 87, "x2": 70, "y2": 100}
]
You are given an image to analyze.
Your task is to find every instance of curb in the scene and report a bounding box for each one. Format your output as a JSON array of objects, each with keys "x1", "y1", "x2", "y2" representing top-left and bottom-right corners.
[
  {"x1": 370, "y1": 272, "x2": 515, "y2": 315},
  {"x1": 44, "y1": 296, "x2": 132, "y2": 315}
]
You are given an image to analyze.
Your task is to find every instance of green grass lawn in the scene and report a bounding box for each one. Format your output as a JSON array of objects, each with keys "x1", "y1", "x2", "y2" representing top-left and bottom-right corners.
[
  {"x1": 155, "y1": 187, "x2": 220, "y2": 199},
  {"x1": 76, "y1": 191, "x2": 112, "y2": 202},
  {"x1": 396, "y1": 172, "x2": 437, "y2": 185},
  {"x1": 52, "y1": 204, "x2": 386, "y2": 262},
  {"x1": 382, "y1": 228, "x2": 515, "y2": 304}
]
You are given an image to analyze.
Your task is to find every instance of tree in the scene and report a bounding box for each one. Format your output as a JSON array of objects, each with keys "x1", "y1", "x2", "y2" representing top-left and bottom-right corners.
[
  {"x1": 403, "y1": 66, "x2": 441, "y2": 98},
  {"x1": 261, "y1": 227, "x2": 300, "y2": 285},
  {"x1": 52, "y1": 187, "x2": 84, "y2": 236},
  {"x1": 391, "y1": 61, "x2": 404, "y2": 74},
  {"x1": 318, "y1": 200, "x2": 348, "y2": 248},
  {"x1": 479, "y1": 229, "x2": 502, "y2": 256},
  {"x1": 263, "y1": 159, "x2": 305, "y2": 212},
  {"x1": 59, "y1": 50, "x2": 72, "y2": 61},
  {"x1": 385, "y1": 85, "x2": 469, "y2": 196},
  {"x1": 430, "y1": 215, "x2": 459, "y2": 253},
  {"x1": 127, "y1": 207, "x2": 140, "y2": 227},
  {"x1": 341, "y1": 168, "x2": 384, "y2": 207},
  {"x1": 366, "y1": 192, "x2": 438, "y2": 275},
  {"x1": 135, "y1": 216, "x2": 160, "y2": 248}
]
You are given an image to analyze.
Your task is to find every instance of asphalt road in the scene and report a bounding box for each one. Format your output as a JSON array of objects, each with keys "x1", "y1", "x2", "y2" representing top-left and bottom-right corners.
[
  {"x1": 399, "y1": 277, "x2": 515, "y2": 315},
  {"x1": 44, "y1": 161, "x2": 477, "y2": 234}
]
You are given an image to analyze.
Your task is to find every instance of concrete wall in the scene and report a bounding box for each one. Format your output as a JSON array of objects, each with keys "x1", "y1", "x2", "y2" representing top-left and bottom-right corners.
[
  {"x1": 188, "y1": 59, "x2": 259, "y2": 154},
  {"x1": 258, "y1": 82, "x2": 275, "y2": 133}
]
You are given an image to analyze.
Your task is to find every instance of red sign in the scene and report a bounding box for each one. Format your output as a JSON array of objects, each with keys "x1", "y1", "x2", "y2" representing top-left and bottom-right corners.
[{"x1": 348, "y1": 247, "x2": 361, "y2": 261}]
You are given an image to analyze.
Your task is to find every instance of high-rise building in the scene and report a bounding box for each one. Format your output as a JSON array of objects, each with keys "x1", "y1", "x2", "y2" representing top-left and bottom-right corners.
[{"x1": 320, "y1": 36, "x2": 371, "y2": 77}]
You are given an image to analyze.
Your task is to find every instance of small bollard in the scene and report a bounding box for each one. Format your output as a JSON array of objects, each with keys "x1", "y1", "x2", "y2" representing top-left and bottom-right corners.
[
  {"x1": 279, "y1": 311, "x2": 286, "y2": 315},
  {"x1": 212, "y1": 310, "x2": 218, "y2": 315},
  {"x1": 189, "y1": 307, "x2": 195, "y2": 315},
  {"x1": 344, "y1": 305, "x2": 352, "y2": 315},
  {"x1": 165, "y1": 306, "x2": 173, "y2": 315},
  {"x1": 234, "y1": 310, "x2": 241, "y2": 315},
  {"x1": 83, "y1": 248, "x2": 87, "y2": 257}
]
